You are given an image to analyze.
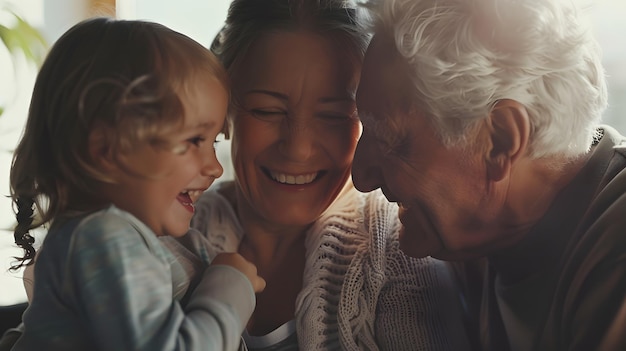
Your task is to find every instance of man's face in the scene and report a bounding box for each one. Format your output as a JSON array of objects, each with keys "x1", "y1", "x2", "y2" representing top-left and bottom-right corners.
[{"x1": 352, "y1": 34, "x2": 499, "y2": 260}]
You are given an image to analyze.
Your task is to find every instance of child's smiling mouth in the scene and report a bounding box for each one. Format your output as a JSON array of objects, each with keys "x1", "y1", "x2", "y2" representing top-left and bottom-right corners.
[{"x1": 177, "y1": 189, "x2": 204, "y2": 212}]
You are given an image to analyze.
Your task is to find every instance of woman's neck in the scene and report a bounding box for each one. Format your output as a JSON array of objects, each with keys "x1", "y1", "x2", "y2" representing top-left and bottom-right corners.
[
  {"x1": 220, "y1": 182, "x2": 309, "y2": 335},
  {"x1": 238, "y1": 226, "x2": 307, "y2": 273},
  {"x1": 220, "y1": 182, "x2": 310, "y2": 271}
]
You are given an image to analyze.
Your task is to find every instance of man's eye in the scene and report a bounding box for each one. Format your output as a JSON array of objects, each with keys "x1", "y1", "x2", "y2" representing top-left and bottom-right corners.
[{"x1": 364, "y1": 127, "x2": 402, "y2": 156}]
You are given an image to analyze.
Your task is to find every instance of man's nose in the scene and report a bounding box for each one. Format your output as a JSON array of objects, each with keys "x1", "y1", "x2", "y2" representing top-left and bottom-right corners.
[{"x1": 351, "y1": 132, "x2": 384, "y2": 193}]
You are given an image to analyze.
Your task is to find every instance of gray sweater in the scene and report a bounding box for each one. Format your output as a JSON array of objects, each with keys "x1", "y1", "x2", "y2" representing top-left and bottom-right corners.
[
  {"x1": 478, "y1": 125, "x2": 626, "y2": 351},
  {"x1": 15, "y1": 206, "x2": 255, "y2": 351}
]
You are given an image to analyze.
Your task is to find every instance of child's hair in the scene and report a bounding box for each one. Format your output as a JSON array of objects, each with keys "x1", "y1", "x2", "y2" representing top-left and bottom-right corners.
[{"x1": 9, "y1": 17, "x2": 228, "y2": 270}]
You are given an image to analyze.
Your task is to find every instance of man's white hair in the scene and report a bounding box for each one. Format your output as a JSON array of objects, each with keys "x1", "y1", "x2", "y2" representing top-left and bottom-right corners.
[{"x1": 362, "y1": 0, "x2": 607, "y2": 159}]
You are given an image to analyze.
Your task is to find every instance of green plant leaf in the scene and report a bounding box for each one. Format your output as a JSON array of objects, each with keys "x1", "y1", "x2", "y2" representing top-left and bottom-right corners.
[
  {"x1": 0, "y1": 23, "x2": 19, "y2": 54},
  {"x1": 0, "y1": 4, "x2": 48, "y2": 119},
  {"x1": 0, "y1": 11, "x2": 47, "y2": 64},
  {"x1": 15, "y1": 16, "x2": 47, "y2": 64}
]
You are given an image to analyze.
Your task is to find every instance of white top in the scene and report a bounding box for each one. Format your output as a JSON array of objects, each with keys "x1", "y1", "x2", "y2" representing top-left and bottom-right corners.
[{"x1": 243, "y1": 320, "x2": 297, "y2": 350}]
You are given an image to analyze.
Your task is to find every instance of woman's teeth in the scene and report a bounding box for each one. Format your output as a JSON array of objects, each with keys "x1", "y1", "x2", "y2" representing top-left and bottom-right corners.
[{"x1": 270, "y1": 171, "x2": 317, "y2": 185}]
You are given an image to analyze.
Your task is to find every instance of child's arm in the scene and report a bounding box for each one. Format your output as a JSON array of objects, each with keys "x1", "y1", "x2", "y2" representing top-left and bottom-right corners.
[
  {"x1": 211, "y1": 252, "x2": 266, "y2": 293},
  {"x1": 64, "y1": 212, "x2": 258, "y2": 350}
]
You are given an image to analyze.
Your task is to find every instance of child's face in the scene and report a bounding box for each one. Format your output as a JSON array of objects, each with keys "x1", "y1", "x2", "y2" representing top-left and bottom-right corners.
[{"x1": 109, "y1": 76, "x2": 228, "y2": 237}]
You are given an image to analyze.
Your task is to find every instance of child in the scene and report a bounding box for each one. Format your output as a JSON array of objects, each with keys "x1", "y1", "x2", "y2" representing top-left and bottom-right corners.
[{"x1": 8, "y1": 17, "x2": 265, "y2": 351}]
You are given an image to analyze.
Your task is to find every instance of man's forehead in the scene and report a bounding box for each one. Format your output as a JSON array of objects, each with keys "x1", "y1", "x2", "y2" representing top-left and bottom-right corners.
[
  {"x1": 357, "y1": 36, "x2": 392, "y2": 108},
  {"x1": 361, "y1": 34, "x2": 398, "y2": 81},
  {"x1": 358, "y1": 34, "x2": 416, "y2": 123}
]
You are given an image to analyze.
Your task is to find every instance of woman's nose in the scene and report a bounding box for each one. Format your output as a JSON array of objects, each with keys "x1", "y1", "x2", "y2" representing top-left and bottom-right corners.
[{"x1": 278, "y1": 119, "x2": 316, "y2": 161}]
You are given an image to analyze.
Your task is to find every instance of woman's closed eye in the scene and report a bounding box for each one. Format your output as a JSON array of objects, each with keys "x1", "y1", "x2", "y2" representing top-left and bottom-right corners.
[{"x1": 249, "y1": 108, "x2": 286, "y2": 120}]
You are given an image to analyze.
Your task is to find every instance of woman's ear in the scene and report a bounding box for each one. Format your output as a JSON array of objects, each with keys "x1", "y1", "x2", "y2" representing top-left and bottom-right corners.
[{"x1": 485, "y1": 99, "x2": 530, "y2": 182}]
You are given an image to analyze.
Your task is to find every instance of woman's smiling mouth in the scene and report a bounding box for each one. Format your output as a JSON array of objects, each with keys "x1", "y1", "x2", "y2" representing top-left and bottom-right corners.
[{"x1": 267, "y1": 170, "x2": 320, "y2": 185}]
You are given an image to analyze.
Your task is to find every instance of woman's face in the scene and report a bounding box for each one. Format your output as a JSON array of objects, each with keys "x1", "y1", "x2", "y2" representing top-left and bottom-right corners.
[{"x1": 230, "y1": 31, "x2": 361, "y2": 227}]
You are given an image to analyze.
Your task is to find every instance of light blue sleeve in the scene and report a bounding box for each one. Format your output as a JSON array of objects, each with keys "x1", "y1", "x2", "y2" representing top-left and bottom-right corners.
[{"x1": 67, "y1": 211, "x2": 255, "y2": 351}]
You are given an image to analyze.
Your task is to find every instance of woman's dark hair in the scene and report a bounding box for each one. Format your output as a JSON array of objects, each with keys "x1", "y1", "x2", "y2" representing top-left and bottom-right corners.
[{"x1": 212, "y1": 0, "x2": 369, "y2": 74}]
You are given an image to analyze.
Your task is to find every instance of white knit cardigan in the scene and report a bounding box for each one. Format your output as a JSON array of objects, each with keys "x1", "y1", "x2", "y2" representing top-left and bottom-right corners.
[{"x1": 187, "y1": 182, "x2": 470, "y2": 351}]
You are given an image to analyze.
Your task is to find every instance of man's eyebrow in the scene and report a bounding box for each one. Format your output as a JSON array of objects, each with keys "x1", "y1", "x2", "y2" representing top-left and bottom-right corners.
[
  {"x1": 318, "y1": 96, "x2": 355, "y2": 104},
  {"x1": 358, "y1": 110, "x2": 376, "y2": 125}
]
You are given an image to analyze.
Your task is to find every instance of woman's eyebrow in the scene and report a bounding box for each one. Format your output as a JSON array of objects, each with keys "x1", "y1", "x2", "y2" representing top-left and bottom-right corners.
[
  {"x1": 245, "y1": 89, "x2": 354, "y2": 104},
  {"x1": 245, "y1": 89, "x2": 288, "y2": 101}
]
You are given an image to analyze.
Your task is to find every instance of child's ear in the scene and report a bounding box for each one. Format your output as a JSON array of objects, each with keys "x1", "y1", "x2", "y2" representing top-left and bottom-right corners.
[
  {"x1": 485, "y1": 99, "x2": 530, "y2": 182},
  {"x1": 88, "y1": 126, "x2": 118, "y2": 175}
]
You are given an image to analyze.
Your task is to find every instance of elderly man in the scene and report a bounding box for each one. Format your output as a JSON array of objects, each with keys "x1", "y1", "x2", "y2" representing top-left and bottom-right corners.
[{"x1": 352, "y1": 0, "x2": 626, "y2": 350}]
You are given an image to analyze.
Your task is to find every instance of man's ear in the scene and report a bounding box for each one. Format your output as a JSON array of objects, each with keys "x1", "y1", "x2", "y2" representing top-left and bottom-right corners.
[{"x1": 485, "y1": 99, "x2": 530, "y2": 182}]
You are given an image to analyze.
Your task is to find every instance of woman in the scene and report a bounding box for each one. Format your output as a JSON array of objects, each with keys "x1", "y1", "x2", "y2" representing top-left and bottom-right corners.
[{"x1": 181, "y1": 0, "x2": 470, "y2": 349}]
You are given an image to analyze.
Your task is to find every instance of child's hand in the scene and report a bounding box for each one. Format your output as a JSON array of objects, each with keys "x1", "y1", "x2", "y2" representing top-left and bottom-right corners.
[{"x1": 211, "y1": 253, "x2": 266, "y2": 293}]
